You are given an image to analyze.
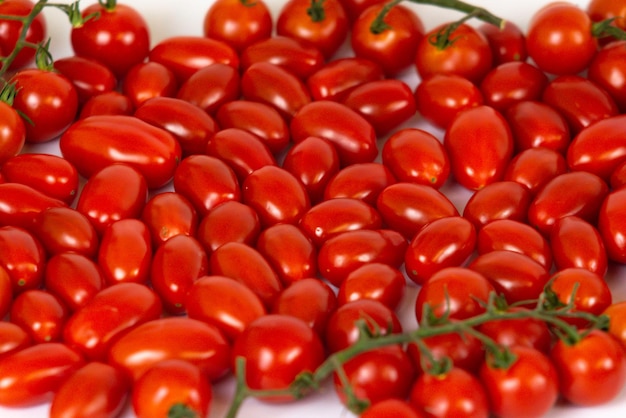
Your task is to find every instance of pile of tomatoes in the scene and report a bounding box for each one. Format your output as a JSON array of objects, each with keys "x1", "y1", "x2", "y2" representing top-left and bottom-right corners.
[{"x1": 1, "y1": 0, "x2": 626, "y2": 417}]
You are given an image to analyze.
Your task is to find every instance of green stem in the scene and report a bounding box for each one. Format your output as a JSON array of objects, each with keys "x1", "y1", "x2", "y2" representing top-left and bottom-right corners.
[
  {"x1": 408, "y1": 0, "x2": 504, "y2": 27},
  {"x1": 592, "y1": 17, "x2": 626, "y2": 41},
  {"x1": 307, "y1": 0, "x2": 326, "y2": 23}
]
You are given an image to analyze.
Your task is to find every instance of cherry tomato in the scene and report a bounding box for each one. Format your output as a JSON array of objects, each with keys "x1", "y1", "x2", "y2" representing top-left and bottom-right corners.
[
  {"x1": 337, "y1": 0, "x2": 385, "y2": 23},
  {"x1": 587, "y1": 0, "x2": 626, "y2": 30},
  {"x1": 503, "y1": 147, "x2": 568, "y2": 195},
  {"x1": 121, "y1": 61, "x2": 178, "y2": 108},
  {"x1": 324, "y1": 162, "x2": 396, "y2": 205},
  {"x1": 0, "y1": 225, "x2": 45, "y2": 293},
  {"x1": 176, "y1": 63, "x2": 241, "y2": 115},
  {"x1": 463, "y1": 180, "x2": 532, "y2": 228},
  {"x1": 0, "y1": 183, "x2": 66, "y2": 230},
  {"x1": 10, "y1": 289, "x2": 67, "y2": 343},
  {"x1": 588, "y1": 40, "x2": 626, "y2": 112},
  {"x1": 306, "y1": 57, "x2": 384, "y2": 102},
  {"x1": 477, "y1": 307, "x2": 553, "y2": 353},
  {"x1": 599, "y1": 187, "x2": 626, "y2": 263},
  {"x1": 0, "y1": 0, "x2": 46, "y2": 70},
  {"x1": 0, "y1": 265, "x2": 12, "y2": 319},
  {"x1": 53, "y1": 55, "x2": 117, "y2": 105},
  {"x1": 44, "y1": 253, "x2": 105, "y2": 312},
  {"x1": 71, "y1": 2, "x2": 150, "y2": 77},
  {"x1": 360, "y1": 398, "x2": 425, "y2": 418},
  {"x1": 479, "y1": 61, "x2": 549, "y2": 112},
  {"x1": 0, "y1": 321, "x2": 31, "y2": 359},
  {"x1": 336, "y1": 263, "x2": 405, "y2": 310},
  {"x1": 0, "y1": 100, "x2": 25, "y2": 165},
  {"x1": 78, "y1": 91, "x2": 134, "y2": 119},
  {"x1": 196, "y1": 201, "x2": 260, "y2": 256},
  {"x1": 550, "y1": 215, "x2": 608, "y2": 275},
  {"x1": 478, "y1": 20, "x2": 527, "y2": 64},
  {"x1": 140, "y1": 191, "x2": 198, "y2": 248},
  {"x1": 604, "y1": 301, "x2": 626, "y2": 349}
]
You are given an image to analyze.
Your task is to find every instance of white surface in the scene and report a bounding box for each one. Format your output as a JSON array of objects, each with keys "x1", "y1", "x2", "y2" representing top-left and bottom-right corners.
[{"x1": 2, "y1": 0, "x2": 626, "y2": 417}]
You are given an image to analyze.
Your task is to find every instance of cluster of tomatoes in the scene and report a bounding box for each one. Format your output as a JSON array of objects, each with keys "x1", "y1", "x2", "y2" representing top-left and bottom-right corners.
[{"x1": 1, "y1": 0, "x2": 626, "y2": 417}]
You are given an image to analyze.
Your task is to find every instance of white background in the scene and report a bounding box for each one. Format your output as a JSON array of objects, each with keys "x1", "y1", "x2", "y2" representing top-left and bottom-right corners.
[{"x1": 2, "y1": 0, "x2": 626, "y2": 417}]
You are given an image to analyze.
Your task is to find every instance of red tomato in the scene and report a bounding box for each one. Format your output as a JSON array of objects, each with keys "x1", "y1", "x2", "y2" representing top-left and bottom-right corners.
[
  {"x1": 415, "y1": 23, "x2": 492, "y2": 84},
  {"x1": 173, "y1": 154, "x2": 240, "y2": 217},
  {"x1": 414, "y1": 74, "x2": 483, "y2": 129},
  {"x1": 604, "y1": 301, "x2": 626, "y2": 349},
  {"x1": 478, "y1": 307, "x2": 553, "y2": 353},
  {"x1": 53, "y1": 55, "x2": 117, "y2": 105},
  {"x1": 132, "y1": 359, "x2": 212, "y2": 418},
  {"x1": 203, "y1": 0, "x2": 272, "y2": 53},
  {"x1": 108, "y1": 317, "x2": 230, "y2": 382},
  {"x1": 140, "y1": 191, "x2": 198, "y2": 248},
  {"x1": 0, "y1": 321, "x2": 31, "y2": 359},
  {"x1": 121, "y1": 61, "x2": 178, "y2": 108},
  {"x1": 588, "y1": 40, "x2": 626, "y2": 112},
  {"x1": 150, "y1": 235, "x2": 209, "y2": 315},
  {"x1": 50, "y1": 362, "x2": 130, "y2": 418},
  {"x1": 71, "y1": 2, "x2": 150, "y2": 77},
  {"x1": 210, "y1": 241, "x2": 283, "y2": 308},
  {"x1": 0, "y1": 226, "x2": 45, "y2": 293},
  {"x1": 444, "y1": 105, "x2": 514, "y2": 190},
  {"x1": 0, "y1": 0, "x2": 46, "y2": 70},
  {"x1": 11, "y1": 68, "x2": 78, "y2": 143},
  {"x1": 78, "y1": 91, "x2": 134, "y2": 119},
  {"x1": 503, "y1": 147, "x2": 568, "y2": 195},
  {"x1": 10, "y1": 289, "x2": 68, "y2": 343},
  {"x1": 587, "y1": 0, "x2": 626, "y2": 30},
  {"x1": 63, "y1": 282, "x2": 162, "y2": 361},
  {"x1": 276, "y1": 0, "x2": 349, "y2": 59},
  {"x1": 60, "y1": 115, "x2": 182, "y2": 189},
  {"x1": 0, "y1": 100, "x2": 25, "y2": 165},
  {"x1": 76, "y1": 163, "x2": 148, "y2": 235},
  {"x1": 97, "y1": 219, "x2": 152, "y2": 285},
  {"x1": 351, "y1": 4, "x2": 424, "y2": 76},
  {"x1": 0, "y1": 342, "x2": 84, "y2": 407},
  {"x1": 187, "y1": 275, "x2": 266, "y2": 342},
  {"x1": 134, "y1": 96, "x2": 219, "y2": 157},
  {"x1": 479, "y1": 61, "x2": 549, "y2": 112},
  {"x1": 231, "y1": 314, "x2": 325, "y2": 400},
  {"x1": 306, "y1": 57, "x2": 384, "y2": 102},
  {"x1": 361, "y1": 399, "x2": 425, "y2": 418},
  {"x1": 324, "y1": 162, "x2": 396, "y2": 205},
  {"x1": 463, "y1": 180, "x2": 532, "y2": 228},
  {"x1": 337, "y1": 0, "x2": 385, "y2": 23},
  {"x1": 0, "y1": 265, "x2": 12, "y2": 319},
  {"x1": 271, "y1": 277, "x2": 337, "y2": 336},
  {"x1": 0, "y1": 183, "x2": 66, "y2": 230},
  {"x1": 176, "y1": 63, "x2": 241, "y2": 115},
  {"x1": 551, "y1": 330, "x2": 626, "y2": 406},
  {"x1": 196, "y1": 201, "x2": 260, "y2": 256},
  {"x1": 478, "y1": 20, "x2": 527, "y2": 64},
  {"x1": 611, "y1": 160, "x2": 626, "y2": 189},
  {"x1": 479, "y1": 346, "x2": 559, "y2": 418},
  {"x1": 526, "y1": 2, "x2": 598, "y2": 75},
  {"x1": 599, "y1": 187, "x2": 626, "y2": 263},
  {"x1": 405, "y1": 216, "x2": 476, "y2": 286},
  {"x1": 44, "y1": 253, "x2": 105, "y2": 312},
  {"x1": 550, "y1": 216, "x2": 608, "y2": 275}
]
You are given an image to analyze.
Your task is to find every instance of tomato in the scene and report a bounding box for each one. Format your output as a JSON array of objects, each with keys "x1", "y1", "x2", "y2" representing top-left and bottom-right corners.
[
  {"x1": 526, "y1": 2, "x2": 597, "y2": 75},
  {"x1": 542, "y1": 75, "x2": 619, "y2": 134},
  {"x1": 0, "y1": 183, "x2": 66, "y2": 230},
  {"x1": 216, "y1": 100, "x2": 290, "y2": 155},
  {"x1": 0, "y1": 226, "x2": 45, "y2": 293},
  {"x1": 299, "y1": 197, "x2": 382, "y2": 247},
  {"x1": 551, "y1": 330, "x2": 626, "y2": 406},
  {"x1": 478, "y1": 20, "x2": 527, "y2": 64},
  {"x1": 0, "y1": 342, "x2": 84, "y2": 407},
  {"x1": 337, "y1": 0, "x2": 385, "y2": 23},
  {"x1": 414, "y1": 267, "x2": 494, "y2": 323},
  {"x1": 0, "y1": 0, "x2": 46, "y2": 70},
  {"x1": 611, "y1": 160, "x2": 626, "y2": 189},
  {"x1": 409, "y1": 367, "x2": 489, "y2": 418},
  {"x1": 44, "y1": 253, "x2": 105, "y2": 312},
  {"x1": 271, "y1": 277, "x2": 337, "y2": 336},
  {"x1": 53, "y1": 55, "x2": 117, "y2": 105},
  {"x1": 599, "y1": 187, "x2": 626, "y2": 263},
  {"x1": 76, "y1": 163, "x2": 148, "y2": 236},
  {"x1": 209, "y1": 242, "x2": 283, "y2": 308},
  {"x1": 63, "y1": 282, "x2": 162, "y2": 361},
  {"x1": 587, "y1": 0, "x2": 626, "y2": 30},
  {"x1": 256, "y1": 223, "x2": 318, "y2": 285},
  {"x1": 480, "y1": 346, "x2": 559, "y2": 418},
  {"x1": 405, "y1": 216, "x2": 476, "y2": 286},
  {"x1": 463, "y1": 180, "x2": 532, "y2": 228},
  {"x1": 504, "y1": 100, "x2": 571, "y2": 154},
  {"x1": 231, "y1": 314, "x2": 325, "y2": 400},
  {"x1": 176, "y1": 63, "x2": 241, "y2": 115},
  {"x1": 150, "y1": 235, "x2": 209, "y2": 315},
  {"x1": 11, "y1": 68, "x2": 78, "y2": 143},
  {"x1": 276, "y1": 0, "x2": 349, "y2": 59},
  {"x1": 415, "y1": 23, "x2": 492, "y2": 84},
  {"x1": 468, "y1": 250, "x2": 551, "y2": 305},
  {"x1": 140, "y1": 191, "x2": 198, "y2": 248},
  {"x1": 334, "y1": 345, "x2": 415, "y2": 408},
  {"x1": 206, "y1": 128, "x2": 277, "y2": 182},
  {"x1": 306, "y1": 57, "x2": 384, "y2": 102},
  {"x1": 503, "y1": 147, "x2": 568, "y2": 195},
  {"x1": 78, "y1": 91, "x2": 134, "y2": 119},
  {"x1": 148, "y1": 35, "x2": 239, "y2": 83},
  {"x1": 317, "y1": 229, "x2": 407, "y2": 287},
  {"x1": 0, "y1": 265, "x2": 12, "y2": 319},
  {"x1": 325, "y1": 299, "x2": 402, "y2": 353},
  {"x1": 9, "y1": 289, "x2": 67, "y2": 344},
  {"x1": 132, "y1": 359, "x2": 212, "y2": 418},
  {"x1": 187, "y1": 275, "x2": 266, "y2": 342},
  {"x1": 479, "y1": 61, "x2": 549, "y2": 112},
  {"x1": 203, "y1": 0, "x2": 273, "y2": 53},
  {"x1": 588, "y1": 40, "x2": 626, "y2": 112},
  {"x1": 414, "y1": 74, "x2": 483, "y2": 130},
  {"x1": 550, "y1": 216, "x2": 608, "y2": 275},
  {"x1": 108, "y1": 317, "x2": 230, "y2": 382},
  {"x1": 196, "y1": 201, "x2": 260, "y2": 255},
  {"x1": 172, "y1": 154, "x2": 240, "y2": 217},
  {"x1": 478, "y1": 307, "x2": 552, "y2": 354},
  {"x1": 604, "y1": 301, "x2": 626, "y2": 349},
  {"x1": 324, "y1": 162, "x2": 396, "y2": 205},
  {"x1": 71, "y1": 2, "x2": 149, "y2": 77},
  {"x1": 50, "y1": 362, "x2": 130, "y2": 418},
  {"x1": 0, "y1": 321, "x2": 31, "y2": 359},
  {"x1": 121, "y1": 61, "x2": 178, "y2": 108},
  {"x1": 0, "y1": 100, "x2": 25, "y2": 165},
  {"x1": 97, "y1": 218, "x2": 152, "y2": 285},
  {"x1": 242, "y1": 165, "x2": 310, "y2": 227},
  {"x1": 351, "y1": 4, "x2": 424, "y2": 76},
  {"x1": 360, "y1": 399, "x2": 425, "y2": 418},
  {"x1": 375, "y1": 182, "x2": 458, "y2": 240},
  {"x1": 444, "y1": 105, "x2": 513, "y2": 190},
  {"x1": 282, "y1": 136, "x2": 341, "y2": 204},
  {"x1": 134, "y1": 96, "x2": 219, "y2": 157},
  {"x1": 60, "y1": 115, "x2": 182, "y2": 189},
  {"x1": 528, "y1": 171, "x2": 609, "y2": 235}
]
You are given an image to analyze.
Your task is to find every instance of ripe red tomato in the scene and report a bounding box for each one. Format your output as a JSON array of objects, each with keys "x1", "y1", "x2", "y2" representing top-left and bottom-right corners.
[
  {"x1": 336, "y1": 261, "x2": 405, "y2": 311},
  {"x1": 324, "y1": 162, "x2": 396, "y2": 205},
  {"x1": 478, "y1": 20, "x2": 527, "y2": 64},
  {"x1": 360, "y1": 398, "x2": 425, "y2": 418},
  {"x1": 0, "y1": 225, "x2": 45, "y2": 293},
  {"x1": 306, "y1": 57, "x2": 384, "y2": 102},
  {"x1": 477, "y1": 307, "x2": 553, "y2": 353},
  {"x1": 121, "y1": 61, "x2": 178, "y2": 108},
  {"x1": 587, "y1": 0, "x2": 626, "y2": 30},
  {"x1": 10, "y1": 289, "x2": 67, "y2": 344},
  {"x1": 0, "y1": 183, "x2": 66, "y2": 230},
  {"x1": 176, "y1": 63, "x2": 241, "y2": 115},
  {"x1": 503, "y1": 147, "x2": 568, "y2": 195},
  {"x1": 0, "y1": 266, "x2": 12, "y2": 319},
  {"x1": 0, "y1": 321, "x2": 31, "y2": 359},
  {"x1": 479, "y1": 61, "x2": 549, "y2": 112},
  {"x1": 53, "y1": 55, "x2": 117, "y2": 105},
  {"x1": 604, "y1": 301, "x2": 626, "y2": 349},
  {"x1": 0, "y1": 100, "x2": 25, "y2": 165},
  {"x1": 588, "y1": 40, "x2": 626, "y2": 112},
  {"x1": 462, "y1": 180, "x2": 532, "y2": 228},
  {"x1": 44, "y1": 253, "x2": 105, "y2": 312},
  {"x1": 196, "y1": 201, "x2": 260, "y2": 256},
  {"x1": 140, "y1": 191, "x2": 199, "y2": 248},
  {"x1": 0, "y1": 0, "x2": 46, "y2": 70},
  {"x1": 599, "y1": 187, "x2": 626, "y2": 263},
  {"x1": 550, "y1": 215, "x2": 608, "y2": 275},
  {"x1": 78, "y1": 91, "x2": 134, "y2": 119}
]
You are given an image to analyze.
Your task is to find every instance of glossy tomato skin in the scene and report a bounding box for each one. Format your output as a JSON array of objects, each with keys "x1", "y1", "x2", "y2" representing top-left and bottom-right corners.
[
  {"x1": 78, "y1": 91, "x2": 134, "y2": 119},
  {"x1": 140, "y1": 191, "x2": 198, "y2": 248},
  {"x1": 176, "y1": 63, "x2": 241, "y2": 115},
  {"x1": 231, "y1": 314, "x2": 325, "y2": 401},
  {"x1": 477, "y1": 307, "x2": 553, "y2": 354},
  {"x1": 587, "y1": 0, "x2": 626, "y2": 30},
  {"x1": 604, "y1": 301, "x2": 626, "y2": 349},
  {"x1": 598, "y1": 187, "x2": 626, "y2": 263},
  {"x1": 108, "y1": 317, "x2": 231, "y2": 382},
  {"x1": 60, "y1": 115, "x2": 182, "y2": 189},
  {"x1": 0, "y1": 101, "x2": 25, "y2": 165},
  {"x1": 71, "y1": 2, "x2": 149, "y2": 77},
  {"x1": 444, "y1": 105, "x2": 514, "y2": 190},
  {"x1": 588, "y1": 40, "x2": 626, "y2": 111},
  {"x1": 53, "y1": 55, "x2": 117, "y2": 105},
  {"x1": 306, "y1": 57, "x2": 384, "y2": 102},
  {"x1": 187, "y1": 275, "x2": 266, "y2": 342},
  {"x1": 196, "y1": 201, "x2": 260, "y2": 256},
  {"x1": 0, "y1": 179, "x2": 65, "y2": 230},
  {"x1": 503, "y1": 147, "x2": 568, "y2": 195},
  {"x1": 62, "y1": 282, "x2": 162, "y2": 361},
  {"x1": 0, "y1": 343, "x2": 84, "y2": 407},
  {"x1": 44, "y1": 253, "x2": 105, "y2": 312},
  {"x1": 337, "y1": 263, "x2": 405, "y2": 310},
  {"x1": 10, "y1": 289, "x2": 68, "y2": 344},
  {"x1": 463, "y1": 181, "x2": 532, "y2": 228},
  {"x1": 479, "y1": 61, "x2": 549, "y2": 112},
  {"x1": 50, "y1": 361, "x2": 130, "y2": 418},
  {"x1": 324, "y1": 162, "x2": 396, "y2": 205},
  {"x1": 131, "y1": 359, "x2": 212, "y2": 418},
  {"x1": 478, "y1": 20, "x2": 527, "y2": 64},
  {"x1": 121, "y1": 61, "x2": 178, "y2": 108},
  {"x1": 0, "y1": 266, "x2": 12, "y2": 320},
  {"x1": 0, "y1": 321, "x2": 31, "y2": 359},
  {"x1": 361, "y1": 398, "x2": 425, "y2": 418},
  {"x1": 0, "y1": 226, "x2": 46, "y2": 293},
  {"x1": 550, "y1": 216, "x2": 608, "y2": 275},
  {"x1": 0, "y1": 0, "x2": 46, "y2": 70}
]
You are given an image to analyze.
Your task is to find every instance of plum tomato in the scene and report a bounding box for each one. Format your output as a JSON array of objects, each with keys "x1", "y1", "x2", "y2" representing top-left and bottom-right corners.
[
  {"x1": 361, "y1": 398, "x2": 425, "y2": 418},
  {"x1": 78, "y1": 91, "x2": 134, "y2": 119},
  {"x1": 10, "y1": 289, "x2": 68, "y2": 344},
  {"x1": 323, "y1": 162, "x2": 396, "y2": 205},
  {"x1": 588, "y1": 40, "x2": 626, "y2": 112},
  {"x1": 479, "y1": 61, "x2": 549, "y2": 112},
  {"x1": 0, "y1": 266, "x2": 12, "y2": 320},
  {"x1": 32, "y1": 206, "x2": 99, "y2": 259},
  {"x1": 503, "y1": 147, "x2": 568, "y2": 195},
  {"x1": 121, "y1": 61, "x2": 178, "y2": 108},
  {"x1": 306, "y1": 57, "x2": 384, "y2": 102},
  {"x1": 478, "y1": 20, "x2": 528, "y2": 64},
  {"x1": 176, "y1": 63, "x2": 241, "y2": 115},
  {"x1": 336, "y1": 263, "x2": 405, "y2": 310},
  {"x1": 0, "y1": 183, "x2": 66, "y2": 231},
  {"x1": 140, "y1": 191, "x2": 199, "y2": 248},
  {"x1": 462, "y1": 180, "x2": 532, "y2": 228},
  {"x1": 598, "y1": 187, "x2": 626, "y2": 263},
  {"x1": 550, "y1": 215, "x2": 608, "y2": 276},
  {"x1": 196, "y1": 201, "x2": 260, "y2": 256},
  {"x1": 0, "y1": 321, "x2": 30, "y2": 359},
  {"x1": 53, "y1": 55, "x2": 117, "y2": 105},
  {"x1": 0, "y1": 225, "x2": 46, "y2": 293}
]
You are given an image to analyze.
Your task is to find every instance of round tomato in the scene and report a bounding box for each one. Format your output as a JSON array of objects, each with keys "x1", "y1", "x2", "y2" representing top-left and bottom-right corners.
[
  {"x1": 478, "y1": 20, "x2": 527, "y2": 64},
  {"x1": 477, "y1": 307, "x2": 552, "y2": 354},
  {"x1": 0, "y1": 100, "x2": 25, "y2": 165},
  {"x1": 479, "y1": 61, "x2": 549, "y2": 112},
  {"x1": 0, "y1": 0, "x2": 46, "y2": 70},
  {"x1": 588, "y1": 40, "x2": 626, "y2": 112}
]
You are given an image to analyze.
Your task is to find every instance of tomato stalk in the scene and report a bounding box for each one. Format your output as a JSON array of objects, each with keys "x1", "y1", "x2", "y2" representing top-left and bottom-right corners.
[
  {"x1": 592, "y1": 17, "x2": 626, "y2": 41},
  {"x1": 167, "y1": 403, "x2": 200, "y2": 418},
  {"x1": 307, "y1": 0, "x2": 326, "y2": 22}
]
